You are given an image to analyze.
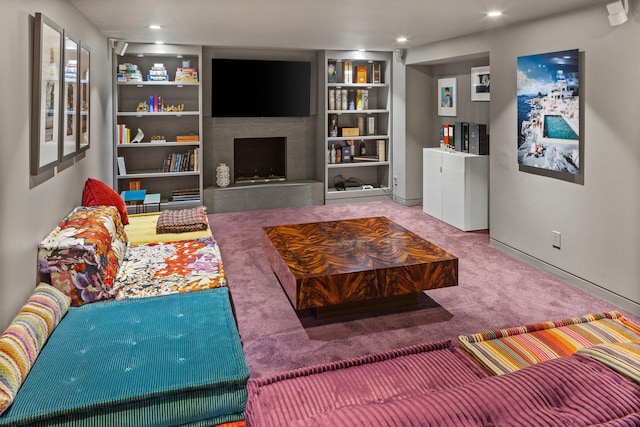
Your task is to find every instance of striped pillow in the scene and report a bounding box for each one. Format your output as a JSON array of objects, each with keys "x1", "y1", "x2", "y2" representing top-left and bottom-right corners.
[
  {"x1": 458, "y1": 311, "x2": 640, "y2": 375},
  {"x1": 0, "y1": 284, "x2": 70, "y2": 415},
  {"x1": 577, "y1": 341, "x2": 640, "y2": 384}
]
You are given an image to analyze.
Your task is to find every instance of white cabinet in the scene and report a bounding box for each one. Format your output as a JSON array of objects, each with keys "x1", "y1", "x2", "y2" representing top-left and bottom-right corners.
[
  {"x1": 319, "y1": 51, "x2": 392, "y2": 204},
  {"x1": 113, "y1": 43, "x2": 203, "y2": 209},
  {"x1": 423, "y1": 148, "x2": 489, "y2": 231}
]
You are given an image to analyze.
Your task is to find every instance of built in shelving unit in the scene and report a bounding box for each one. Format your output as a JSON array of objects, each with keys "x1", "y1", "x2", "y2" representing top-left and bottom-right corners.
[
  {"x1": 113, "y1": 43, "x2": 203, "y2": 210},
  {"x1": 319, "y1": 51, "x2": 392, "y2": 204}
]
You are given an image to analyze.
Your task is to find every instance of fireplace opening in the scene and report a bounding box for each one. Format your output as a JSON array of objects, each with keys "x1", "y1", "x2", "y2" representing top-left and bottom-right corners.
[{"x1": 234, "y1": 137, "x2": 286, "y2": 185}]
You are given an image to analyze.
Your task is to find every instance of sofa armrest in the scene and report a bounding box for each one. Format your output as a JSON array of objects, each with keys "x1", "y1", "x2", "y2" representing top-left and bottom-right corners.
[
  {"x1": 38, "y1": 206, "x2": 128, "y2": 305},
  {"x1": 0, "y1": 284, "x2": 70, "y2": 415}
]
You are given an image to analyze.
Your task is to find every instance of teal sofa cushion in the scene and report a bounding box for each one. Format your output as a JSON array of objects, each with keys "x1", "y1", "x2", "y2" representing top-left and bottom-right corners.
[{"x1": 0, "y1": 288, "x2": 249, "y2": 426}]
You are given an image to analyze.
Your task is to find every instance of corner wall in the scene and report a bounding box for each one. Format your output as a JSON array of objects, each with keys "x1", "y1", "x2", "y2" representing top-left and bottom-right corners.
[
  {"x1": 0, "y1": 0, "x2": 111, "y2": 329},
  {"x1": 405, "y1": 4, "x2": 640, "y2": 313}
]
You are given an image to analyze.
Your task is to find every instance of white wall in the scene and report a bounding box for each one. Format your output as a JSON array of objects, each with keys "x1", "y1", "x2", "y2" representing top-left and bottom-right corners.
[
  {"x1": 0, "y1": 0, "x2": 111, "y2": 329},
  {"x1": 405, "y1": 5, "x2": 640, "y2": 312}
]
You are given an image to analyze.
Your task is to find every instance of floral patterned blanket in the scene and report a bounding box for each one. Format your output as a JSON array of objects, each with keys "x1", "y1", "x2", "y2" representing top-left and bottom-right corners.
[{"x1": 112, "y1": 237, "x2": 226, "y2": 300}]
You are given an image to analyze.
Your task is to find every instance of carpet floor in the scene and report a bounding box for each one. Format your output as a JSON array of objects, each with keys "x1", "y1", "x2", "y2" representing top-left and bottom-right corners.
[{"x1": 208, "y1": 200, "x2": 640, "y2": 378}]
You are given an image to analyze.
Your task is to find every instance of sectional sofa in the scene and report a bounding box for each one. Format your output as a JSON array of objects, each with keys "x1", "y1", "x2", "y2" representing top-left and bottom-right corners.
[
  {"x1": 245, "y1": 312, "x2": 640, "y2": 426},
  {"x1": 0, "y1": 201, "x2": 249, "y2": 426},
  {"x1": 3, "y1": 190, "x2": 640, "y2": 426}
]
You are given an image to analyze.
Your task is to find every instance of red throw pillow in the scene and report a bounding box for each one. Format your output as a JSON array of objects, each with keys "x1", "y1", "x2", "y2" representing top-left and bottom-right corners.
[{"x1": 82, "y1": 178, "x2": 129, "y2": 225}]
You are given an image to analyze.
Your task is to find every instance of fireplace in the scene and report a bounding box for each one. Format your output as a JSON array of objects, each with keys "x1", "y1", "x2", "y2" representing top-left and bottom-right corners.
[{"x1": 234, "y1": 137, "x2": 286, "y2": 184}]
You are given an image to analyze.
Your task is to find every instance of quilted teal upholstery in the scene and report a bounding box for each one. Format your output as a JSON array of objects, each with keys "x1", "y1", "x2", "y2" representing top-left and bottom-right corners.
[{"x1": 0, "y1": 288, "x2": 249, "y2": 426}]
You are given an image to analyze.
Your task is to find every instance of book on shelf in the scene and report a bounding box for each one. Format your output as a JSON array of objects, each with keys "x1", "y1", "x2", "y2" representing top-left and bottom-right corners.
[
  {"x1": 334, "y1": 89, "x2": 342, "y2": 110},
  {"x1": 327, "y1": 60, "x2": 337, "y2": 83},
  {"x1": 377, "y1": 140, "x2": 386, "y2": 161},
  {"x1": 175, "y1": 68, "x2": 198, "y2": 82},
  {"x1": 117, "y1": 124, "x2": 131, "y2": 144},
  {"x1": 147, "y1": 63, "x2": 168, "y2": 81},
  {"x1": 171, "y1": 187, "x2": 199, "y2": 202},
  {"x1": 129, "y1": 179, "x2": 141, "y2": 190},
  {"x1": 117, "y1": 63, "x2": 142, "y2": 82},
  {"x1": 372, "y1": 63, "x2": 382, "y2": 84},
  {"x1": 162, "y1": 148, "x2": 199, "y2": 172},
  {"x1": 117, "y1": 156, "x2": 127, "y2": 175},
  {"x1": 352, "y1": 155, "x2": 379, "y2": 162},
  {"x1": 342, "y1": 61, "x2": 353, "y2": 84},
  {"x1": 356, "y1": 66, "x2": 367, "y2": 84},
  {"x1": 361, "y1": 89, "x2": 369, "y2": 110},
  {"x1": 176, "y1": 134, "x2": 199, "y2": 143}
]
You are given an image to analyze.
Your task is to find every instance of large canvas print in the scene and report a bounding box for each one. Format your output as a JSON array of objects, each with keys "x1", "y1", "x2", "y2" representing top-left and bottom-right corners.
[{"x1": 517, "y1": 49, "x2": 581, "y2": 181}]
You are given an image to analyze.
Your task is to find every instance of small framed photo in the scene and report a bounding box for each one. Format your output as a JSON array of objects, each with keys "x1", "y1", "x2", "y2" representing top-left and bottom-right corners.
[
  {"x1": 437, "y1": 78, "x2": 457, "y2": 116},
  {"x1": 471, "y1": 66, "x2": 490, "y2": 102}
]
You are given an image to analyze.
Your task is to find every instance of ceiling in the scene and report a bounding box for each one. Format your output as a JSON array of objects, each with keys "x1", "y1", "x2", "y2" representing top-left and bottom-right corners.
[{"x1": 71, "y1": 0, "x2": 611, "y2": 52}]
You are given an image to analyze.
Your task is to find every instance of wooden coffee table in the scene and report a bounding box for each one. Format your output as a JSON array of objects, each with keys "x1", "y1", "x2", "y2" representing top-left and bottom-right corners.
[{"x1": 262, "y1": 216, "x2": 458, "y2": 318}]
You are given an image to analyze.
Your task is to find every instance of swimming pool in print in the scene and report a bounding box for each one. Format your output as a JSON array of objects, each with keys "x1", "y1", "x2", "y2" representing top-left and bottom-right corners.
[{"x1": 543, "y1": 115, "x2": 578, "y2": 140}]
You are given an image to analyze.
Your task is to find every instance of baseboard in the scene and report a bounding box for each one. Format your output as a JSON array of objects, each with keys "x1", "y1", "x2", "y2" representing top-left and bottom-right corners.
[
  {"x1": 392, "y1": 195, "x2": 422, "y2": 207},
  {"x1": 490, "y1": 238, "x2": 640, "y2": 317}
]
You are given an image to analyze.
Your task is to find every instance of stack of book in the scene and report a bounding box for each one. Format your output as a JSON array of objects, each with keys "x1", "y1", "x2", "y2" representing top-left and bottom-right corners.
[
  {"x1": 171, "y1": 188, "x2": 199, "y2": 202},
  {"x1": 117, "y1": 63, "x2": 142, "y2": 82},
  {"x1": 117, "y1": 124, "x2": 131, "y2": 144},
  {"x1": 328, "y1": 89, "x2": 368, "y2": 111},
  {"x1": 175, "y1": 68, "x2": 198, "y2": 82},
  {"x1": 147, "y1": 63, "x2": 168, "y2": 81},
  {"x1": 162, "y1": 148, "x2": 199, "y2": 172},
  {"x1": 147, "y1": 95, "x2": 165, "y2": 112}
]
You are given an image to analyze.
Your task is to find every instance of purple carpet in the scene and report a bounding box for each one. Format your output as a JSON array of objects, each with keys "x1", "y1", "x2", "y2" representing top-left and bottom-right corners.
[{"x1": 208, "y1": 201, "x2": 640, "y2": 378}]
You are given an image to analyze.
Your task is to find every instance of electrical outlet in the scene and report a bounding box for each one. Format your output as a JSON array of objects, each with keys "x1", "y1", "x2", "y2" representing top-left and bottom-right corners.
[
  {"x1": 393, "y1": 176, "x2": 398, "y2": 186},
  {"x1": 552, "y1": 231, "x2": 561, "y2": 249}
]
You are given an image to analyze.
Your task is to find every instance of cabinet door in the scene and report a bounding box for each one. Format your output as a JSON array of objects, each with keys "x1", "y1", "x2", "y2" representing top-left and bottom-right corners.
[
  {"x1": 422, "y1": 149, "x2": 443, "y2": 219},
  {"x1": 441, "y1": 166, "x2": 466, "y2": 230}
]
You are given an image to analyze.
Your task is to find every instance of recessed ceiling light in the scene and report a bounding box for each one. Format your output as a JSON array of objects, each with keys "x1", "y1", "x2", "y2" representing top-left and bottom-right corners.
[
  {"x1": 155, "y1": 41, "x2": 164, "y2": 45},
  {"x1": 397, "y1": 37, "x2": 408, "y2": 43},
  {"x1": 487, "y1": 11, "x2": 503, "y2": 17},
  {"x1": 149, "y1": 24, "x2": 162, "y2": 30}
]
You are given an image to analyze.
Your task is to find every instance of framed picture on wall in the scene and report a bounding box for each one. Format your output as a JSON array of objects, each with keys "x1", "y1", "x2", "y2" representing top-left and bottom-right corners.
[
  {"x1": 517, "y1": 48, "x2": 582, "y2": 184},
  {"x1": 31, "y1": 13, "x2": 63, "y2": 175},
  {"x1": 437, "y1": 78, "x2": 456, "y2": 116},
  {"x1": 471, "y1": 66, "x2": 490, "y2": 101},
  {"x1": 78, "y1": 42, "x2": 90, "y2": 153},
  {"x1": 60, "y1": 31, "x2": 79, "y2": 162}
]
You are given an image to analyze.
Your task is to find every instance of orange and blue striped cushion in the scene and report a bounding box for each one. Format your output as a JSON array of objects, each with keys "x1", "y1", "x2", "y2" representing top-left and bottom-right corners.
[
  {"x1": 458, "y1": 311, "x2": 640, "y2": 375},
  {"x1": 0, "y1": 284, "x2": 70, "y2": 415}
]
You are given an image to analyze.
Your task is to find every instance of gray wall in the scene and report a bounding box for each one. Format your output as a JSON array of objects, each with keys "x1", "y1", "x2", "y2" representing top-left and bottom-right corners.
[
  {"x1": 201, "y1": 48, "x2": 319, "y2": 189},
  {"x1": 1, "y1": 0, "x2": 111, "y2": 329},
  {"x1": 404, "y1": 4, "x2": 640, "y2": 312},
  {"x1": 395, "y1": 57, "x2": 490, "y2": 205}
]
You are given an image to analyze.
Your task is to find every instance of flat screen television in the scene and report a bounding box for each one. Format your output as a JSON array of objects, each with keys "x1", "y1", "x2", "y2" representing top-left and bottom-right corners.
[{"x1": 211, "y1": 58, "x2": 311, "y2": 117}]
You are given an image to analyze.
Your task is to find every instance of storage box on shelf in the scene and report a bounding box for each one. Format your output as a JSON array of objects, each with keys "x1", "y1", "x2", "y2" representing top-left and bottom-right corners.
[
  {"x1": 114, "y1": 43, "x2": 203, "y2": 210},
  {"x1": 320, "y1": 51, "x2": 392, "y2": 204}
]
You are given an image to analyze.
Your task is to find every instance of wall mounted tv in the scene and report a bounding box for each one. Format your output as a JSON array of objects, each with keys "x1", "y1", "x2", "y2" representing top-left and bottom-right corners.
[{"x1": 211, "y1": 58, "x2": 311, "y2": 117}]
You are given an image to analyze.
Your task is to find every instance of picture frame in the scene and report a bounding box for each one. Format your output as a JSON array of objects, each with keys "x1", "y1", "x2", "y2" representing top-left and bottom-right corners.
[
  {"x1": 60, "y1": 31, "x2": 79, "y2": 162},
  {"x1": 31, "y1": 13, "x2": 63, "y2": 175},
  {"x1": 78, "y1": 42, "x2": 90, "y2": 153},
  {"x1": 517, "y1": 49, "x2": 582, "y2": 184},
  {"x1": 471, "y1": 66, "x2": 490, "y2": 102},
  {"x1": 437, "y1": 77, "x2": 457, "y2": 116}
]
